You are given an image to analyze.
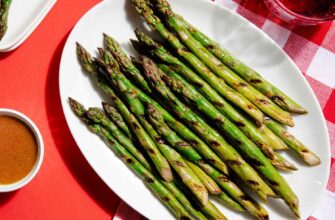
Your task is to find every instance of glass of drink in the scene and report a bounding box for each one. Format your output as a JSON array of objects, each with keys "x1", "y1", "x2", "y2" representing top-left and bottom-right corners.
[{"x1": 264, "y1": 0, "x2": 335, "y2": 25}]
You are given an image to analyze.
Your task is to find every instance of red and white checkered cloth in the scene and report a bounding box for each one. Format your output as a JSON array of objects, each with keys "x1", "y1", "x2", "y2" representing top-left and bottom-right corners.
[{"x1": 113, "y1": 0, "x2": 335, "y2": 219}]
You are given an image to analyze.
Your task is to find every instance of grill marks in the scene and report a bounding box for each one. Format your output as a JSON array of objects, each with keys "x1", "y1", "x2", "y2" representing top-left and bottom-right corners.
[
  {"x1": 234, "y1": 121, "x2": 246, "y2": 127},
  {"x1": 206, "y1": 44, "x2": 215, "y2": 51},
  {"x1": 272, "y1": 95, "x2": 284, "y2": 103},
  {"x1": 148, "y1": 148, "x2": 156, "y2": 154},
  {"x1": 238, "y1": 82, "x2": 248, "y2": 88},
  {"x1": 187, "y1": 139, "x2": 198, "y2": 146},
  {"x1": 144, "y1": 174, "x2": 154, "y2": 183},
  {"x1": 257, "y1": 99, "x2": 269, "y2": 105},
  {"x1": 217, "y1": 175, "x2": 230, "y2": 182},
  {"x1": 212, "y1": 101, "x2": 225, "y2": 108},
  {"x1": 192, "y1": 81, "x2": 204, "y2": 88},
  {"x1": 176, "y1": 141, "x2": 190, "y2": 148},
  {"x1": 250, "y1": 79, "x2": 262, "y2": 84},
  {"x1": 268, "y1": 180, "x2": 279, "y2": 187},
  {"x1": 131, "y1": 122, "x2": 140, "y2": 130},
  {"x1": 214, "y1": 117, "x2": 225, "y2": 126},
  {"x1": 209, "y1": 141, "x2": 221, "y2": 147},
  {"x1": 248, "y1": 157, "x2": 264, "y2": 167},
  {"x1": 172, "y1": 160, "x2": 186, "y2": 167},
  {"x1": 160, "y1": 196, "x2": 170, "y2": 202},
  {"x1": 126, "y1": 158, "x2": 134, "y2": 164},
  {"x1": 225, "y1": 160, "x2": 242, "y2": 166},
  {"x1": 247, "y1": 180, "x2": 260, "y2": 186}
]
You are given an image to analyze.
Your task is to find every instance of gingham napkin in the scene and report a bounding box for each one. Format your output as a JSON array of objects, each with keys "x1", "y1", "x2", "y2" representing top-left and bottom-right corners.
[{"x1": 113, "y1": 0, "x2": 335, "y2": 219}]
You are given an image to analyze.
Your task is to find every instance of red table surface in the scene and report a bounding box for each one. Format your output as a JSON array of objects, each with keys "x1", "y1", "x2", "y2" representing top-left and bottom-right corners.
[{"x1": 0, "y1": 0, "x2": 122, "y2": 219}]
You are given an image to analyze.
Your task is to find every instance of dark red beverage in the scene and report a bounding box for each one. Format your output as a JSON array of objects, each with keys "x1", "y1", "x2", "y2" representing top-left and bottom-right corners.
[
  {"x1": 278, "y1": 0, "x2": 335, "y2": 18},
  {"x1": 264, "y1": 0, "x2": 335, "y2": 25}
]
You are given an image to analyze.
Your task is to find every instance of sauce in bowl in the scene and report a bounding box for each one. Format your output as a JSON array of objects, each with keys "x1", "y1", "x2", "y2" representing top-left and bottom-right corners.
[{"x1": 0, "y1": 115, "x2": 38, "y2": 184}]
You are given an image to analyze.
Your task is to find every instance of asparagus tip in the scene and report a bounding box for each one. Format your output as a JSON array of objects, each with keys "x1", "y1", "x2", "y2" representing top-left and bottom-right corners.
[
  {"x1": 102, "y1": 102, "x2": 114, "y2": 115},
  {"x1": 130, "y1": 39, "x2": 144, "y2": 54},
  {"x1": 68, "y1": 97, "x2": 86, "y2": 117},
  {"x1": 97, "y1": 47, "x2": 104, "y2": 56}
]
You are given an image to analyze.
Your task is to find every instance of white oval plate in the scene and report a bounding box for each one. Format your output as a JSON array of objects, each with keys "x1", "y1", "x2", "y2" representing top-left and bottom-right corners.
[
  {"x1": 0, "y1": 0, "x2": 56, "y2": 52},
  {"x1": 59, "y1": 0, "x2": 331, "y2": 219}
]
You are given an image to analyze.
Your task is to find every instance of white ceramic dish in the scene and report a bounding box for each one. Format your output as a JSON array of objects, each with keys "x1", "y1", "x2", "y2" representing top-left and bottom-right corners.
[
  {"x1": 0, "y1": 109, "x2": 44, "y2": 192},
  {"x1": 0, "y1": 0, "x2": 56, "y2": 52},
  {"x1": 59, "y1": 0, "x2": 331, "y2": 219}
]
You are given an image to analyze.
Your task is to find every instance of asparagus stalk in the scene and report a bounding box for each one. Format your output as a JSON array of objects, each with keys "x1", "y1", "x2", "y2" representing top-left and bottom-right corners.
[
  {"x1": 102, "y1": 104, "x2": 221, "y2": 220},
  {"x1": 146, "y1": 103, "x2": 273, "y2": 219},
  {"x1": 141, "y1": 56, "x2": 275, "y2": 199},
  {"x1": 101, "y1": 83, "x2": 173, "y2": 182},
  {"x1": 98, "y1": 49, "x2": 209, "y2": 205},
  {"x1": 179, "y1": 15, "x2": 307, "y2": 114},
  {"x1": 103, "y1": 33, "x2": 152, "y2": 94},
  {"x1": 102, "y1": 103, "x2": 135, "y2": 141},
  {"x1": 130, "y1": 0, "x2": 265, "y2": 125},
  {"x1": 0, "y1": 0, "x2": 11, "y2": 40},
  {"x1": 215, "y1": 193, "x2": 244, "y2": 212},
  {"x1": 68, "y1": 98, "x2": 193, "y2": 220},
  {"x1": 151, "y1": 0, "x2": 294, "y2": 126},
  {"x1": 132, "y1": 30, "x2": 288, "y2": 151},
  {"x1": 265, "y1": 118, "x2": 320, "y2": 165},
  {"x1": 160, "y1": 181, "x2": 207, "y2": 220},
  {"x1": 185, "y1": 160, "x2": 221, "y2": 195},
  {"x1": 174, "y1": 178, "x2": 227, "y2": 220},
  {"x1": 200, "y1": 200, "x2": 227, "y2": 220},
  {"x1": 159, "y1": 63, "x2": 297, "y2": 171},
  {"x1": 100, "y1": 35, "x2": 230, "y2": 175},
  {"x1": 77, "y1": 44, "x2": 173, "y2": 182},
  {"x1": 86, "y1": 107, "x2": 151, "y2": 170}
]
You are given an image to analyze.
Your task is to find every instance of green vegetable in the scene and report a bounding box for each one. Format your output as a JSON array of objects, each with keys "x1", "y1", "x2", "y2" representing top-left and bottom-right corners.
[
  {"x1": 140, "y1": 56, "x2": 275, "y2": 201},
  {"x1": 141, "y1": 55, "x2": 299, "y2": 217},
  {"x1": 98, "y1": 37, "x2": 230, "y2": 175},
  {"x1": 68, "y1": 98, "x2": 193, "y2": 220},
  {"x1": 77, "y1": 43, "x2": 172, "y2": 182},
  {"x1": 185, "y1": 160, "x2": 221, "y2": 195},
  {"x1": 98, "y1": 49, "x2": 208, "y2": 205},
  {"x1": 103, "y1": 33, "x2": 152, "y2": 94},
  {"x1": 179, "y1": 15, "x2": 307, "y2": 114},
  {"x1": 131, "y1": 0, "x2": 265, "y2": 125},
  {"x1": 86, "y1": 107, "x2": 151, "y2": 170},
  {"x1": 153, "y1": 0, "x2": 295, "y2": 127},
  {"x1": 102, "y1": 103, "x2": 135, "y2": 141},
  {"x1": 158, "y1": 63, "x2": 296, "y2": 171},
  {"x1": 265, "y1": 118, "x2": 320, "y2": 166},
  {"x1": 131, "y1": 30, "x2": 288, "y2": 151},
  {"x1": 146, "y1": 103, "x2": 270, "y2": 219}
]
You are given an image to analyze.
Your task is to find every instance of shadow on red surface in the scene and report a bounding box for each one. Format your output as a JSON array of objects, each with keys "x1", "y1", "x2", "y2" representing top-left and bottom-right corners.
[
  {"x1": 0, "y1": 191, "x2": 17, "y2": 206},
  {"x1": 44, "y1": 31, "x2": 120, "y2": 216}
]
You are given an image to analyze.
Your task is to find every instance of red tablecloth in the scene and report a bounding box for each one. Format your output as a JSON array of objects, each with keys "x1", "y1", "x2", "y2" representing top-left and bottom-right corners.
[
  {"x1": 0, "y1": 0, "x2": 120, "y2": 219},
  {"x1": 0, "y1": 0, "x2": 334, "y2": 219}
]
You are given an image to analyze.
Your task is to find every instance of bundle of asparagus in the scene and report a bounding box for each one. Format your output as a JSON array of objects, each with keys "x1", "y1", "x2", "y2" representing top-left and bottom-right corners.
[{"x1": 69, "y1": 0, "x2": 321, "y2": 219}]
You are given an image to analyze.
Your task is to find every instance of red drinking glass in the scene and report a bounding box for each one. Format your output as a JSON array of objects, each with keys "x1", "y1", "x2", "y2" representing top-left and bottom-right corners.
[{"x1": 264, "y1": 0, "x2": 335, "y2": 25}]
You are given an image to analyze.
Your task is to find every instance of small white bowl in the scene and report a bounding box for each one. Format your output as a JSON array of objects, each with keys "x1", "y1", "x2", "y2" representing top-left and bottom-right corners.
[{"x1": 0, "y1": 109, "x2": 44, "y2": 192}]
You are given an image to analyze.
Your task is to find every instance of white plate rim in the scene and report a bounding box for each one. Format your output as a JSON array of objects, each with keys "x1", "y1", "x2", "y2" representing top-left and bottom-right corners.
[
  {"x1": 0, "y1": 0, "x2": 57, "y2": 51},
  {"x1": 59, "y1": 0, "x2": 331, "y2": 219}
]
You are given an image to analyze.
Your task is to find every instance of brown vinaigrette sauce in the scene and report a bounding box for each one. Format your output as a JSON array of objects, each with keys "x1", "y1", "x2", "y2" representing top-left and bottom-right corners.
[{"x1": 0, "y1": 115, "x2": 38, "y2": 184}]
